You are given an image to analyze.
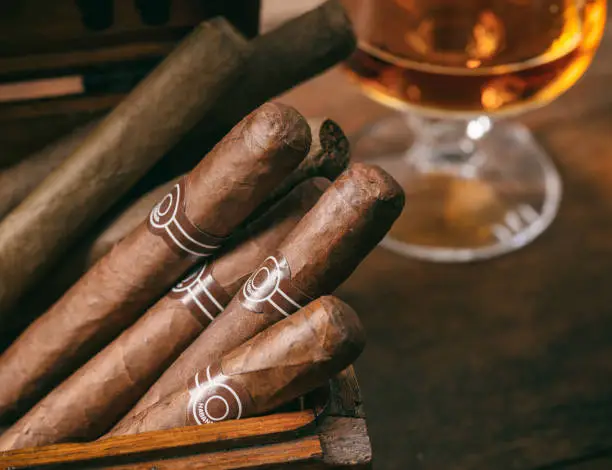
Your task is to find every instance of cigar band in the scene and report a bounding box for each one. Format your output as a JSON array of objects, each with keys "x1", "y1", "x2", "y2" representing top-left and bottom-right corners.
[
  {"x1": 148, "y1": 178, "x2": 225, "y2": 258},
  {"x1": 239, "y1": 252, "x2": 312, "y2": 318},
  {"x1": 187, "y1": 363, "x2": 253, "y2": 425},
  {"x1": 170, "y1": 263, "x2": 231, "y2": 326}
]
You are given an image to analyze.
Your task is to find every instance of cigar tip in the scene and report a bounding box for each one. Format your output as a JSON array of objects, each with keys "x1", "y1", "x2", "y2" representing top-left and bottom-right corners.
[
  {"x1": 246, "y1": 102, "x2": 312, "y2": 156},
  {"x1": 318, "y1": 295, "x2": 366, "y2": 355},
  {"x1": 309, "y1": 118, "x2": 350, "y2": 180},
  {"x1": 336, "y1": 162, "x2": 405, "y2": 211}
]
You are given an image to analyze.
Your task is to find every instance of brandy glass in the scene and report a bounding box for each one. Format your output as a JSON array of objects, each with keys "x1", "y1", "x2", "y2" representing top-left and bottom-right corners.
[{"x1": 343, "y1": 0, "x2": 606, "y2": 262}]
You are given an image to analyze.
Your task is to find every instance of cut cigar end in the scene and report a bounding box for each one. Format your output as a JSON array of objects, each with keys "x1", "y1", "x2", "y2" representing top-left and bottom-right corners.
[
  {"x1": 319, "y1": 119, "x2": 350, "y2": 179},
  {"x1": 246, "y1": 102, "x2": 312, "y2": 156},
  {"x1": 306, "y1": 118, "x2": 350, "y2": 181}
]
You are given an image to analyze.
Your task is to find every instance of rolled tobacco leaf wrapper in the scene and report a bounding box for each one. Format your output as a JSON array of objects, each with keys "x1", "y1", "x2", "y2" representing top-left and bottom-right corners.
[
  {"x1": 0, "y1": 180, "x2": 328, "y2": 449},
  {"x1": 0, "y1": 120, "x2": 98, "y2": 221},
  {"x1": 0, "y1": 116, "x2": 350, "y2": 351},
  {"x1": 0, "y1": 177, "x2": 180, "y2": 354},
  {"x1": 107, "y1": 296, "x2": 365, "y2": 436},
  {"x1": 157, "y1": 0, "x2": 356, "y2": 178},
  {"x1": 71, "y1": 117, "x2": 348, "y2": 270},
  {"x1": 115, "y1": 162, "x2": 404, "y2": 425},
  {"x1": 0, "y1": 102, "x2": 311, "y2": 423},
  {"x1": 0, "y1": 19, "x2": 250, "y2": 316}
]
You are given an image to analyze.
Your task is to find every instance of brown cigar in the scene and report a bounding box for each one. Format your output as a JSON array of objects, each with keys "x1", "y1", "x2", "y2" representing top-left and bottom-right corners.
[
  {"x1": 0, "y1": 178, "x2": 179, "y2": 354},
  {"x1": 0, "y1": 121, "x2": 98, "y2": 221},
  {"x1": 114, "y1": 163, "x2": 404, "y2": 425},
  {"x1": 0, "y1": 103, "x2": 311, "y2": 423},
  {"x1": 0, "y1": 19, "x2": 250, "y2": 316},
  {"x1": 105, "y1": 296, "x2": 365, "y2": 437},
  {"x1": 80, "y1": 118, "x2": 348, "y2": 269},
  {"x1": 160, "y1": 0, "x2": 356, "y2": 178},
  {"x1": 0, "y1": 118, "x2": 350, "y2": 353},
  {"x1": 0, "y1": 180, "x2": 328, "y2": 449}
]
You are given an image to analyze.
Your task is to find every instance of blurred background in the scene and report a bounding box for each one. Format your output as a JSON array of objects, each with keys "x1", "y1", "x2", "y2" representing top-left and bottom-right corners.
[{"x1": 2, "y1": 1, "x2": 612, "y2": 469}]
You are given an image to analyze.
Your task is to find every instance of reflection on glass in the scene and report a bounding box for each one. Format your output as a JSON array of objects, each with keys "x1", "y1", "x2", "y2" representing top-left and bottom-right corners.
[{"x1": 344, "y1": 0, "x2": 606, "y2": 262}]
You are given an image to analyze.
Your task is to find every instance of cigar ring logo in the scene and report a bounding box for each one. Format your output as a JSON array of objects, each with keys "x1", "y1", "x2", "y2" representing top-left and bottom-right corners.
[
  {"x1": 240, "y1": 254, "x2": 311, "y2": 318},
  {"x1": 243, "y1": 258, "x2": 282, "y2": 304},
  {"x1": 149, "y1": 179, "x2": 223, "y2": 257},
  {"x1": 189, "y1": 365, "x2": 244, "y2": 425},
  {"x1": 154, "y1": 192, "x2": 177, "y2": 222},
  {"x1": 149, "y1": 184, "x2": 181, "y2": 230}
]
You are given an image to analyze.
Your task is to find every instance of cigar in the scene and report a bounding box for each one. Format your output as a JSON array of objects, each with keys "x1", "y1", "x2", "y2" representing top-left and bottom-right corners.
[
  {"x1": 0, "y1": 180, "x2": 328, "y2": 449},
  {"x1": 0, "y1": 19, "x2": 250, "y2": 316},
  {"x1": 106, "y1": 296, "x2": 365, "y2": 437},
  {"x1": 0, "y1": 121, "x2": 97, "y2": 221},
  {"x1": 78, "y1": 117, "x2": 348, "y2": 268},
  {"x1": 157, "y1": 0, "x2": 356, "y2": 177},
  {"x1": 212, "y1": 0, "x2": 355, "y2": 142},
  {"x1": 0, "y1": 118, "x2": 350, "y2": 353},
  {"x1": 0, "y1": 178, "x2": 180, "y2": 354},
  {"x1": 115, "y1": 162, "x2": 404, "y2": 424},
  {"x1": 0, "y1": 102, "x2": 311, "y2": 423}
]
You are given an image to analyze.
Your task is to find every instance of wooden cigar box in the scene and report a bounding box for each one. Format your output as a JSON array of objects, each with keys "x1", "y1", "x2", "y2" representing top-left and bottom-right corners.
[
  {"x1": 0, "y1": 2, "x2": 373, "y2": 468},
  {"x1": 0, "y1": 368, "x2": 371, "y2": 469}
]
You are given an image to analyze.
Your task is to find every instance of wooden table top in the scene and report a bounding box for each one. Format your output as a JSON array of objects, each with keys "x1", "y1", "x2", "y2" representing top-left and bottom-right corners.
[{"x1": 278, "y1": 13, "x2": 612, "y2": 470}]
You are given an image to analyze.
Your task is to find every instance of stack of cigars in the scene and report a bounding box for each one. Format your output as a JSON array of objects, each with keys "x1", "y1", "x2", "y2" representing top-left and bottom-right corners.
[{"x1": 0, "y1": 0, "x2": 405, "y2": 453}]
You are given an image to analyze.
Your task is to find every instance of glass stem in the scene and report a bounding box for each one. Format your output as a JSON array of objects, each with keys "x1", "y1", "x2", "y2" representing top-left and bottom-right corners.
[{"x1": 404, "y1": 114, "x2": 491, "y2": 178}]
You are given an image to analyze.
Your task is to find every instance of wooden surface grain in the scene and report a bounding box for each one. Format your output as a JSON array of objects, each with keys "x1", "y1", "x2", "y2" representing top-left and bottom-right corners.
[{"x1": 278, "y1": 12, "x2": 612, "y2": 470}]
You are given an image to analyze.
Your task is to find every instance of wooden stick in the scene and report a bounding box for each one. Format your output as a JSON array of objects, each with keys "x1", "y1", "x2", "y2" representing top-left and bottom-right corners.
[{"x1": 0, "y1": 412, "x2": 315, "y2": 468}]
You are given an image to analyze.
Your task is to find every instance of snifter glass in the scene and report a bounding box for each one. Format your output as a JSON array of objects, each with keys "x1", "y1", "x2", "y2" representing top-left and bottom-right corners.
[{"x1": 343, "y1": 0, "x2": 606, "y2": 262}]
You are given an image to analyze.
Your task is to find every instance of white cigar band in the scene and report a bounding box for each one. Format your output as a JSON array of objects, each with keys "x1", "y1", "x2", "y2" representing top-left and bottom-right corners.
[
  {"x1": 148, "y1": 177, "x2": 226, "y2": 258},
  {"x1": 238, "y1": 252, "x2": 312, "y2": 318},
  {"x1": 169, "y1": 263, "x2": 231, "y2": 327},
  {"x1": 186, "y1": 363, "x2": 254, "y2": 426}
]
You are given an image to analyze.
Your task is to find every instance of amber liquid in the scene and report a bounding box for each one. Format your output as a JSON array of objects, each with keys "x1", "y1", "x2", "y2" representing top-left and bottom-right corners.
[{"x1": 345, "y1": 0, "x2": 606, "y2": 116}]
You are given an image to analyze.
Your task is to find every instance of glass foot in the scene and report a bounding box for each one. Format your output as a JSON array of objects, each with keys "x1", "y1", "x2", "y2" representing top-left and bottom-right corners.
[{"x1": 352, "y1": 114, "x2": 562, "y2": 262}]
